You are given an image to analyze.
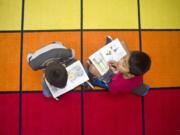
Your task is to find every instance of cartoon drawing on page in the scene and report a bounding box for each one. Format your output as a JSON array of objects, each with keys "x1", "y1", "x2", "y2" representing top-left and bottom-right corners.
[
  {"x1": 89, "y1": 38, "x2": 127, "y2": 75},
  {"x1": 68, "y1": 65, "x2": 84, "y2": 83}
]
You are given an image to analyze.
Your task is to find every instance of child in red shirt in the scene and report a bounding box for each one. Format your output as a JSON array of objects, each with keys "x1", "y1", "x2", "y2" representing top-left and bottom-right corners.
[{"x1": 88, "y1": 36, "x2": 151, "y2": 95}]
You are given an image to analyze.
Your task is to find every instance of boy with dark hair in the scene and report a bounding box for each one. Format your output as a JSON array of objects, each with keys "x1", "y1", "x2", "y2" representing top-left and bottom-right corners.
[
  {"x1": 45, "y1": 61, "x2": 68, "y2": 88},
  {"x1": 125, "y1": 51, "x2": 151, "y2": 76},
  {"x1": 109, "y1": 50, "x2": 151, "y2": 78},
  {"x1": 27, "y1": 42, "x2": 75, "y2": 97},
  {"x1": 88, "y1": 36, "x2": 151, "y2": 96}
]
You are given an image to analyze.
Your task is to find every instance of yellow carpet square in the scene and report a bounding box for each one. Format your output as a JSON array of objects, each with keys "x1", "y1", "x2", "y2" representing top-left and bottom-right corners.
[
  {"x1": 141, "y1": 0, "x2": 180, "y2": 29},
  {"x1": 0, "y1": 0, "x2": 21, "y2": 30},
  {"x1": 84, "y1": 0, "x2": 138, "y2": 29},
  {"x1": 24, "y1": 0, "x2": 80, "y2": 30}
]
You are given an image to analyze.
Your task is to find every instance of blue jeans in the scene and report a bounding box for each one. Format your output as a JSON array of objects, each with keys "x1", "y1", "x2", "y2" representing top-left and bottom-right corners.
[
  {"x1": 85, "y1": 67, "x2": 110, "y2": 89},
  {"x1": 91, "y1": 78, "x2": 109, "y2": 89},
  {"x1": 42, "y1": 80, "x2": 52, "y2": 97}
]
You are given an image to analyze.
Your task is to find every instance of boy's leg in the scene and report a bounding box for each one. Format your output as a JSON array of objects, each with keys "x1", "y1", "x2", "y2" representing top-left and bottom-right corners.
[
  {"x1": 83, "y1": 65, "x2": 109, "y2": 89},
  {"x1": 91, "y1": 78, "x2": 109, "y2": 89},
  {"x1": 42, "y1": 80, "x2": 52, "y2": 97}
]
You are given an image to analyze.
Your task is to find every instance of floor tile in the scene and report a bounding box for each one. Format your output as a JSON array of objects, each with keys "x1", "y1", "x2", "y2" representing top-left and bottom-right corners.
[
  {"x1": 84, "y1": 92, "x2": 142, "y2": 135},
  {"x1": 22, "y1": 92, "x2": 81, "y2": 135},
  {"x1": 24, "y1": 0, "x2": 80, "y2": 30},
  {"x1": 84, "y1": 0, "x2": 138, "y2": 29},
  {"x1": 142, "y1": 31, "x2": 180, "y2": 87},
  {"x1": 0, "y1": 93, "x2": 19, "y2": 135},
  {"x1": 22, "y1": 32, "x2": 80, "y2": 91},
  {"x1": 144, "y1": 89, "x2": 180, "y2": 135},
  {"x1": 141, "y1": 0, "x2": 180, "y2": 29},
  {"x1": 0, "y1": 0, "x2": 21, "y2": 30},
  {"x1": 0, "y1": 33, "x2": 20, "y2": 91}
]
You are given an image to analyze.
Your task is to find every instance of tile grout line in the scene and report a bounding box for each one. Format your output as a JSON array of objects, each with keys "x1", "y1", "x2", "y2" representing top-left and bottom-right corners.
[
  {"x1": 19, "y1": 0, "x2": 25, "y2": 135},
  {"x1": 80, "y1": 0, "x2": 85, "y2": 135},
  {"x1": 137, "y1": 0, "x2": 142, "y2": 52},
  {"x1": 0, "y1": 87, "x2": 180, "y2": 95},
  {"x1": 1, "y1": 29, "x2": 180, "y2": 33},
  {"x1": 137, "y1": 0, "x2": 145, "y2": 135}
]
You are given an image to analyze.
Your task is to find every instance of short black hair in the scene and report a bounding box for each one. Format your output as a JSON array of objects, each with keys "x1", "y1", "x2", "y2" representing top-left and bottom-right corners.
[
  {"x1": 128, "y1": 51, "x2": 151, "y2": 76},
  {"x1": 45, "y1": 62, "x2": 68, "y2": 88}
]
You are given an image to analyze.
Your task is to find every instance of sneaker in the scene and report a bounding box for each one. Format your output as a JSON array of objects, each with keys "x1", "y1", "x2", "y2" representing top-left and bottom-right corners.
[
  {"x1": 132, "y1": 83, "x2": 150, "y2": 96},
  {"x1": 27, "y1": 53, "x2": 33, "y2": 63},
  {"x1": 106, "y1": 36, "x2": 113, "y2": 44}
]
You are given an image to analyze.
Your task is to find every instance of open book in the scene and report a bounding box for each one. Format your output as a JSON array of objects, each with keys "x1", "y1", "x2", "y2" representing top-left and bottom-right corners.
[
  {"x1": 45, "y1": 60, "x2": 89, "y2": 100},
  {"x1": 89, "y1": 38, "x2": 127, "y2": 75}
]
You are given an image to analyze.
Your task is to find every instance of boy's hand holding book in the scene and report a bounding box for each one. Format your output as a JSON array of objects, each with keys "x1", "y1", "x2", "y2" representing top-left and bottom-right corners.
[{"x1": 108, "y1": 60, "x2": 119, "y2": 74}]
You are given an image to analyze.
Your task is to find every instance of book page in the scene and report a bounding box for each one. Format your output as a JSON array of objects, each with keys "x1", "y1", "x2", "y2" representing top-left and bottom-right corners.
[
  {"x1": 89, "y1": 38, "x2": 127, "y2": 75},
  {"x1": 46, "y1": 60, "x2": 89, "y2": 98},
  {"x1": 89, "y1": 52, "x2": 110, "y2": 75}
]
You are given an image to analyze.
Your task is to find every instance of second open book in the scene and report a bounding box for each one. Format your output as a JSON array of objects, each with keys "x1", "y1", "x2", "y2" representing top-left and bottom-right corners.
[
  {"x1": 45, "y1": 60, "x2": 89, "y2": 100},
  {"x1": 89, "y1": 38, "x2": 128, "y2": 75}
]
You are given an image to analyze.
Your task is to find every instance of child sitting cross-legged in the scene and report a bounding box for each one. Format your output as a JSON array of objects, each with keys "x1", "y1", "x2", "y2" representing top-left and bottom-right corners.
[
  {"x1": 88, "y1": 36, "x2": 151, "y2": 96},
  {"x1": 27, "y1": 41, "x2": 75, "y2": 98}
]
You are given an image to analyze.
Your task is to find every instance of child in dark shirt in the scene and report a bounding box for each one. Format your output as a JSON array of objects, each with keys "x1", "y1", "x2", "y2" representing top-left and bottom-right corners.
[{"x1": 27, "y1": 42, "x2": 75, "y2": 97}]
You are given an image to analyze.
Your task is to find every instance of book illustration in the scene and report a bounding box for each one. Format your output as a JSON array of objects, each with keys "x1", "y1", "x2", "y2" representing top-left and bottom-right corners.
[
  {"x1": 91, "y1": 53, "x2": 109, "y2": 74},
  {"x1": 68, "y1": 64, "x2": 84, "y2": 83},
  {"x1": 66, "y1": 61, "x2": 89, "y2": 88},
  {"x1": 102, "y1": 41, "x2": 126, "y2": 61},
  {"x1": 89, "y1": 38, "x2": 127, "y2": 75},
  {"x1": 105, "y1": 46, "x2": 119, "y2": 55}
]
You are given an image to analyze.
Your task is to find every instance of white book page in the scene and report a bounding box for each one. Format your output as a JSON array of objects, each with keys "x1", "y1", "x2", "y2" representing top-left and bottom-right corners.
[
  {"x1": 89, "y1": 38, "x2": 127, "y2": 75},
  {"x1": 89, "y1": 52, "x2": 109, "y2": 75},
  {"x1": 100, "y1": 39, "x2": 127, "y2": 61},
  {"x1": 46, "y1": 60, "x2": 89, "y2": 98}
]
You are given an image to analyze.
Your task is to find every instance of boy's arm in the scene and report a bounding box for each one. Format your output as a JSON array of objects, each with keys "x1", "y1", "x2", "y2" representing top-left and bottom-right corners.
[{"x1": 27, "y1": 42, "x2": 74, "y2": 70}]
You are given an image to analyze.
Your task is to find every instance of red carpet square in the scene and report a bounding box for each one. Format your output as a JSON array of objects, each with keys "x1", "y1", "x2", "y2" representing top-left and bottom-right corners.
[
  {"x1": 22, "y1": 92, "x2": 81, "y2": 135},
  {"x1": 0, "y1": 94, "x2": 19, "y2": 135},
  {"x1": 144, "y1": 89, "x2": 180, "y2": 135},
  {"x1": 84, "y1": 91, "x2": 142, "y2": 135}
]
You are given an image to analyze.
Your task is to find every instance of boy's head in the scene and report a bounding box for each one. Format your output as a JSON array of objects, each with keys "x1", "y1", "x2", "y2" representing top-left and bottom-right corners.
[
  {"x1": 45, "y1": 62, "x2": 68, "y2": 88},
  {"x1": 129, "y1": 51, "x2": 151, "y2": 75},
  {"x1": 118, "y1": 51, "x2": 151, "y2": 76}
]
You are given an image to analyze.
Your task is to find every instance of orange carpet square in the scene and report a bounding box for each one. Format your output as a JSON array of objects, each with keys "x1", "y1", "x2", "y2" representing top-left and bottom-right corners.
[
  {"x1": 22, "y1": 32, "x2": 81, "y2": 91},
  {"x1": 0, "y1": 33, "x2": 20, "y2": 91}
]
